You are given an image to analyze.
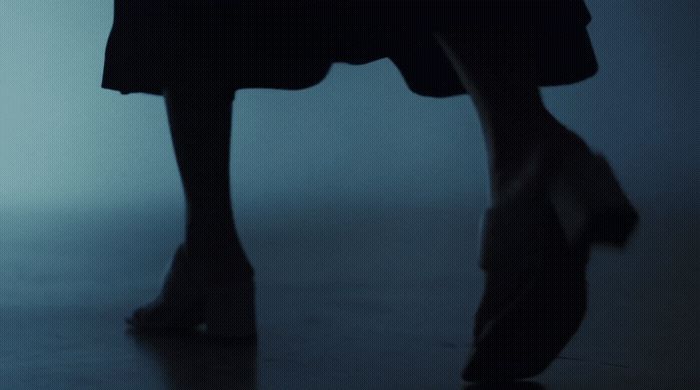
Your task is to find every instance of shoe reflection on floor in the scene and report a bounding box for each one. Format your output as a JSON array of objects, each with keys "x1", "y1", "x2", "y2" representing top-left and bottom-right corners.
[{"x1": 127, "y1": 329, "x2": 257, "y2": 389}]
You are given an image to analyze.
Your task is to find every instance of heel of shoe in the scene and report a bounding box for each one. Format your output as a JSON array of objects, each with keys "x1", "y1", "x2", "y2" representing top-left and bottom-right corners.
[
  {"x1": 205, "y1": 278, "x2": 257, "y2": 339},
  {"x1": 549, "y1": 152, "x2": 638, "y2": 247}
]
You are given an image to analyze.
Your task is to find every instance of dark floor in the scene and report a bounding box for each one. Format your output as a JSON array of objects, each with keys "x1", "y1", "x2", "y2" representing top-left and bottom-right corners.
[{"x1": 0, "y1": 199, "x2": 696, "y2": 389}]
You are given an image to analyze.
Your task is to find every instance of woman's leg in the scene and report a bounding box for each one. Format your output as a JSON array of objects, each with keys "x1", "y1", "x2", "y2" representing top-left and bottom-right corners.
[
  {"x1": 434, "y1": 28, "x2": 637, "y2": 248},
  {"x1": 127, "y1": 85, "x2": 253, "y2": 328},
  {"x1": 165, "y1": 84, "x2": 256, "y2": 337},
  {"x1": 432, "y1": 28, "x2": 567, "y2": 206},
  {"x1": 432, "y1": 29, "x2": 590, "y2": 381},
  {"x1": 164, "y1": 85, "x2": 249, "y2": 269}
]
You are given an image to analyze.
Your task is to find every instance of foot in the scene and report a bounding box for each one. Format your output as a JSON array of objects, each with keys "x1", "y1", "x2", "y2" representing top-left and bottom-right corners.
[
  {"x1": 126, "y1": 245, "x2": 205, "y2": 330},
  {"x1": 463, "y1": 122, "x2": 638, "y2": 381},
  {"x1": 464, "y1": 197, "x2": 589, "y2": 382},
  {"x1": 464, "y1": 120, "x2": 594, "y2": 381}
]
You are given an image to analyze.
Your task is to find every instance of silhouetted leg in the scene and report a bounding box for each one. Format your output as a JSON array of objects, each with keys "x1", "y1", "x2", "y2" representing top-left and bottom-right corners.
[
  {"x1": 433, "y1": 30, "x2": 590, "y2": 381},
  {"x1": 434, "y1": 29, "x2": 638, "y2": 246},
  {"x1": 164, "y1": 85, "x2": 247, "y2": 261},
  {"x1": 165, "y1": 85, "x2": 256, "y2": 338},
  {"x1": 433, "y1": 29, "x2": 567, "y2": 206},
  {"x1": 126, "y1": 85, "x2": 253, "y2": 331}
]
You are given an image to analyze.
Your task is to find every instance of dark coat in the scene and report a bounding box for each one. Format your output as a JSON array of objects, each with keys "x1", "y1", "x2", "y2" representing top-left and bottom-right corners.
[{"x1": 102, "y1": 1, "x2": 598, "y2": 97}]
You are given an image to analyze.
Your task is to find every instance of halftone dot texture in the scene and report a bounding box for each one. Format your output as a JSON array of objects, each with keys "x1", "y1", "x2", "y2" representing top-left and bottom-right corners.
[{"x1": 0, "y1": 0, "x2": 696, "y2": 388}]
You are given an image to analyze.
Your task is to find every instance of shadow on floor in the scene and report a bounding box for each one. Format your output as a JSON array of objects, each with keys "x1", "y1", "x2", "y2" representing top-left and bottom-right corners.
[{"x1": 128, "y1": 330, "x2": 258, "y2": 389}]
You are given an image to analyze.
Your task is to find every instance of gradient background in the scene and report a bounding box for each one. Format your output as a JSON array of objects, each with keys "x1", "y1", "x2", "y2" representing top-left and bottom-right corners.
[{"x1": 0, "y1": 1, "x2": 697, "y2": 388}]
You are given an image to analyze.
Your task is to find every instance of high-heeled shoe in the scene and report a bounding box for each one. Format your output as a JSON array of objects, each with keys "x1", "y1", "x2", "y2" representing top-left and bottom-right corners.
[
  {"x1": 125, "y1": 244, "x2": 205, "y2": 330},
  {"x1": 126, "y1": 243, "x2": 257, "y2": 340},
  {"x1": 463, "y1": 197, "x2": 588, "y2": 382},
  {"x1": 463, "y1": 130, "x2": 636, "y2": 382}
]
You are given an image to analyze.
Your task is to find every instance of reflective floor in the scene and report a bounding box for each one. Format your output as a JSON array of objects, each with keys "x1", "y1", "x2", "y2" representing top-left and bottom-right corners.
[{"x1": 0, "y1": 199, "x2": 696, "y2": 389}]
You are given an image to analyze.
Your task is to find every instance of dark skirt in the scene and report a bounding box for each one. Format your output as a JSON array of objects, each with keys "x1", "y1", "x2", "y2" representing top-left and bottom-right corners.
[{"x1": 102, "y1": 1, "x2": 598, "y2": 97}]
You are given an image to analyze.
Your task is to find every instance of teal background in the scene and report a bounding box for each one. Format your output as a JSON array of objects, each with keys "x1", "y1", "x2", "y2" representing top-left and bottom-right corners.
[
  {"x1": 0, "y1": 0, "x2": 695, "y2": 212},
  {"x1": 0, "y1": 2, "x2": 696, "y2": 387}
]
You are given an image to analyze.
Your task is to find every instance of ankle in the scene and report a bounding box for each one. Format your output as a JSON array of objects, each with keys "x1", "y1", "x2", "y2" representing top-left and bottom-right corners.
[
  {"x1": 183, "y1": 234, "x2": 254, "y2": 280},
  {"x1": 488, "y1": 138, "x2": 562, "y2": 206}
]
